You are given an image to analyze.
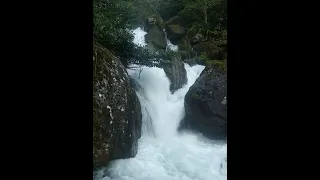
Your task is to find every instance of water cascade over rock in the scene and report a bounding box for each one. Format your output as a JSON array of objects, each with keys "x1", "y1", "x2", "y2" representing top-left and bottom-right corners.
[{"x1": 94, "y1": 28, "x2": 227, "y2": 180}]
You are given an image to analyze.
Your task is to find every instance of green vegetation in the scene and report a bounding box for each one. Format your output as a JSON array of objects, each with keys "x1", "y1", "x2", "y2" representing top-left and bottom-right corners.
[
  {"x1": 199, "y1": 52, "x2": 226, "y2": 72},
  {"x1": 179, "y1": 0, "x2": 227, "y2": 39},
  {"x1": 93, "y1": 0, "x2": 227, "y2": 67}
]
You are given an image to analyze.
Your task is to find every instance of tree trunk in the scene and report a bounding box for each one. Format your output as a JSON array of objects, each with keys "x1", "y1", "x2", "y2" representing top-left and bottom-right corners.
[
  {"x1": 203, "y1": 6, "x2": 208, "y2": 40},
  {"x1": 203, "y1": 0, "x2": 208, "y2": 26},
  {"x1": 204, "y1": 7, "x2": 208, "y2": 26}
]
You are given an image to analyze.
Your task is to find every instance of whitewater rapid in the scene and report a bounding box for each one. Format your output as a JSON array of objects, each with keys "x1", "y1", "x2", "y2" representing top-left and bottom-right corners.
[
  {"x1": 96, "y1": 28, "x2": 227, "y2": 180},
  {"x1": 131, "y1": 27, "x2": 178, "y2": 51}
]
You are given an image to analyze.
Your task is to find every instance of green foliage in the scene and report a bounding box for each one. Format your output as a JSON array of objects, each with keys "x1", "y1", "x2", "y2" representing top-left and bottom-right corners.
[
  {"x1": 93, "y1": 0, "x2": 227, "y2": 68},
  {"x1": 179, "y1": 0, "x2": 227, "y2": 41},
  {"x1": 93, "y1": 1, "x2": 135, "y2": 66},
  {"x1": 199, "y1": 51, "x2": 226, "y2": 71},
  {"x1": 93, "y1": 0, "x2": 179, "y2": 67}
]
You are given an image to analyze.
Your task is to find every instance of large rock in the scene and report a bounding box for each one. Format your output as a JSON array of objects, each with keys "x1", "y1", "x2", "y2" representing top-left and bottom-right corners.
[
  {"x1": 93, "y1": 41, "x2": 142, "y2": 170},
  {"x1": 165, "y1": 16, "x2": 187, "y2": 27},
  {"x1": 145, "y1": 14, "x2": 164, "y2": 32},
  {"x1": 161, "y1": 56, "x2": 187, "y2": 93},
  {"x1": 180, "y1": 63, "x2": 227, "y2": 140},
  {"x1": 144, "y1": 17, "x2": 157, "y2": 32},
  {"x1": 166, "y1": 24, "x2": 185, "y2": 45},
  {"x1": 145, "y1": 25, "x2": 167, "y2": 51}
]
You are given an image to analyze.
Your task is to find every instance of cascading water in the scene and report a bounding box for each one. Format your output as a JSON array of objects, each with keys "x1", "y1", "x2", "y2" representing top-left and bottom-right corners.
[
  {"x1": 97, "y1": 28, "x2": 227, "y2": 180},
  {"x1": 163, "y1": 29, "x2": 178, "y2": 51}
]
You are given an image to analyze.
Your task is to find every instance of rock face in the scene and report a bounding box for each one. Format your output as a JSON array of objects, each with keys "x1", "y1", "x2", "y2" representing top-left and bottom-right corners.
[
  {"x1": 165, "y1": 16, "x2": 186, "y2": 27},
  {"x1": 161, "y1": 56, "x2": 187, "y2": 93},
  {"x1": 144, "y1": 17, "x2": 158, "y2": 32},
  {"x1": 145, "y1": 14, "x2": 164, "y2": 32},
  {"x1": 144, "y1": 25, "x2": 167, "y2": 51},
  {"x1": 166, "y1": 24, "x2": 185, "y2": 45},
  {"x1": 180, "y1": 64, "x2": 227, "y2": 140},
  {"x1": 93, "y1": 41, "x2": 142, "y2": 170}
]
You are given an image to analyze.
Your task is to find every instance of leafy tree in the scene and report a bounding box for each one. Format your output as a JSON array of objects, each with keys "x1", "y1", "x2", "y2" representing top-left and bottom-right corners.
[{"x1": 179, "y1": 0, "x2": 227, "y2": 41}]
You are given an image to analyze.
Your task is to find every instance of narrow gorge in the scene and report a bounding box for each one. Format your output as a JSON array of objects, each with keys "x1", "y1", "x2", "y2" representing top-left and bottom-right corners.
[{"x1": 93, "y1": 1, "x2": 227, "y2": 179}]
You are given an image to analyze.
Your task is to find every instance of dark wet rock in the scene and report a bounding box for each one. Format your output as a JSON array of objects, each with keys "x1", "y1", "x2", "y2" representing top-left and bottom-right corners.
[
  {"x1": 145, "y1": 25, "x2": 167, "y2": 51},
  {"x1": 180, "y1": 64, "x2": 227, "y2": 140},
  {"x1": 93, "y1": 41, "x2": 142, "y2": 170},
  {"x1": 161, "y1": 56, "x2": 187, "y2": 93},
  {"x1": 165, "y1": 24, "x2": 185, "y2": 45},
  {"x1": 145, "y1": 17, "x2": 157, "y2": 32},
  {"x1": 165, "y1": 16, "x2": 186, "y2": 27},
  {"x1": 145, "y1": 14, "x2": 164, "y2": 32}
]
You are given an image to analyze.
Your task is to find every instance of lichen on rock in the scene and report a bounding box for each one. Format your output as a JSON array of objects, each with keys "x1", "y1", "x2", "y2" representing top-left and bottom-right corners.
[
  {"x1": 179, "y1": 63, "x2": 227, "y2": 140},
  {"x1": 93, "y1": 40, "x2": 142, "y2": 170}
]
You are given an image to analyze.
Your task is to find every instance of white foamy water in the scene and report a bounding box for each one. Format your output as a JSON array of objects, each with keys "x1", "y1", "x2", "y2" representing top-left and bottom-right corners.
[
  {"x1": 130, "y1": 27, "x2": 178, "y2": 51},
  {"x1": 164, "y1": 29, "x2": 179, "y2": 51},
  {"x1": 95, "y1": 28, "x2": 227, "y2": 180},
  {"x1": 130, "y1": 28, "x2": 147, "y2": 47},
  {"x1": 166, "y1": 39, "x2": 178, "y2": 51}
]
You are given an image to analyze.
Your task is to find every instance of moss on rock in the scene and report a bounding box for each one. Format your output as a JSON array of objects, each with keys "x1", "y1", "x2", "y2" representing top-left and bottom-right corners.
[
  {"x1": 205, "y1": 60, "x2": 227, "y2": 72},
  {"x1": 151, "y1": 14, "x2": 165, "y2": 29},
  {"x1": 166, "y1": 24, "x2": 185, "y2": 45}
]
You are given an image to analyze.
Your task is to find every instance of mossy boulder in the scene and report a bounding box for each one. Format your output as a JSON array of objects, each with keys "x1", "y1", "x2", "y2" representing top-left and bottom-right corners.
[
  {"x1": 145, "y1": 25, "x2": 167, "y2": 50},
  {"x1": 93, "y1": 40, "x2": 142, "y2": 170},
  {"x1": 165, "y1": 16, "x2": 187, "y2": 27},
  {"x1": 166, "y1": 24, "x2": 185, "y2": 45},
  {"x1": 145, "y1": 14, "x2": 165, "y2": 32},
  {"x1": 179, "y1": 63, "x2": 227, "y2": 140},
  {"x1": 205, "y1": 60, "x2": 227, "y2": 72},
  {"x1": 144, "y1": 17, "x2": 157, "y2": 32},
  {"x1": 152, "y1": 14, "x2": 165, "y2": 30}
]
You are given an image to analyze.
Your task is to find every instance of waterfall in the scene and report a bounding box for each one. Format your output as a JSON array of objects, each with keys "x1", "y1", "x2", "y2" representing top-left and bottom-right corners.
[
  {"x1": 163, "y1": 29, "x2": 178, "y2": 51},
  {"x1": 97, "y1": 28, "x2": 227, "y2": 180}
]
